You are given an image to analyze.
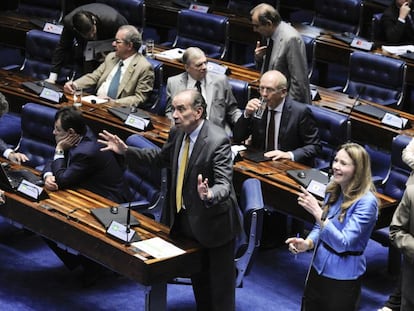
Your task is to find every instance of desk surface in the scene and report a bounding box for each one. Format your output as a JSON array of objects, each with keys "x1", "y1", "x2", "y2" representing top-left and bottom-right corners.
[{"x1": 1, "y1": 185, "x2": 202, "y2": 287}]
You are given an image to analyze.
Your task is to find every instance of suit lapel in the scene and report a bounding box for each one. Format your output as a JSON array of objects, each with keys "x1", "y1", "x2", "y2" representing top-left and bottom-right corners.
[
  {"x1": 184, "y1": 122, "x2": 208, "y2": 183},
  {"x1": 278, "y1": 99, "x2": 291, "y2": 143},
  {"x1": 117, "y1": 53, "x2": 139, "y2": 96}
]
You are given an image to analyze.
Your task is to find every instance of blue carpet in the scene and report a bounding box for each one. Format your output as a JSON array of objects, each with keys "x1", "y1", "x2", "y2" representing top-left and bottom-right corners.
[{"x1": 0, "y1": 216, "x2": 396, "y2": 310}]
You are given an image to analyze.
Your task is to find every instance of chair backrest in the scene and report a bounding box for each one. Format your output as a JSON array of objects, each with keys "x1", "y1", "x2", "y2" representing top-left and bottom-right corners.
[
  {"x1": 228, "y1": 78, "x2": 251, "y2": 110},
  {"x1": 344, "y1": 51, "x2": 406, "y2": 108},
  {"x1": 235, "y1": 178, "x2": 264, "y2": 288},
  {"x1": 143, "y1": 57, "x2": 165, "y2": 115},
  {"x1": 122, "y1": 134, "x2": 167, "y2": 222},
  {"x1": 18, "y1": 103, "x2": 57, "y2": 170},
  {"x1": 312, "y1": 0, "x2": 363, "y2": 35},
  {"x1": 0, "y1": 112, "x2": 21, "y2": 147},
  {"x1": 371, "y1": 13, "x2": 384, "y2": 42},
  {"x1": 364, "y1": 144, "x2": 391, "y2": 185},
  {"x1": 96, "y1": 0, "x2": 145, "y2": 30},
  {"x1": 301, "y1": 34, "x2": 316, "y2": 80},
  {"x1": 381, "y1": 134, "x2": 411, "y2": 200},
  {"x1": 17, "y1": 0, "x2": 65, "y2": 22},
  {"x1": 173, "y1": 9, "x2": 229, "y2": 60},
  {"x1": 21, "y1": 30, "x2": 71, "y2": 82},
  {"x1": 307, "y1": 105, "x2": 349, "y2": 170}
]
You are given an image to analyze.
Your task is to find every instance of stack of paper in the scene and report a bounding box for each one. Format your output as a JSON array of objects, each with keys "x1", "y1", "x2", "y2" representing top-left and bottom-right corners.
[{"x1": 382, "y1": 45, "x2": 414, "y2": 55}]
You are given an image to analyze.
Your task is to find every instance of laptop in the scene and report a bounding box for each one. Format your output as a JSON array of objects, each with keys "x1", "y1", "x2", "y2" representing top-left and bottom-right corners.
[
  {"x1": 91, "y1": 206, "x2": 140, "y2": 229},
  {"x1": 241, "y1": 150, "x2": 271, "y2": 163},
  {"x1": 286, "y1": 169, "x2": 330, "y2": 188},
  {"x1": 353, "y1": 104, "x2": 387, "y2": 120},
  {"x1": 107, "y1": 106, "x2": 150, "y2": 122},
  {"x1": 0, "y1": 163, "x2": 43, "y2": 191},
  {"x1": 332, "y1": 32, "x2": 356, "y2": 45},
  {"x1": 22, "y1": 80, "x2": 63, "y2": 95}
]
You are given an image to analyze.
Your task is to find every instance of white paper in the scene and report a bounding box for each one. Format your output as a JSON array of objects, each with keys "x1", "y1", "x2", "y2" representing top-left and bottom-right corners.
[
  {"x1": 156, "y1": 48, "x2": 186, "y2": 60},
  {"x1": 131, "y1": 237, "x2": 185, "y2": 259},
  {"x1": 82, "y1": 95, "x2": 108, "y2": 104},
  {"x1": 382, "y1": 45, "x2": 414, "y2": 55}
]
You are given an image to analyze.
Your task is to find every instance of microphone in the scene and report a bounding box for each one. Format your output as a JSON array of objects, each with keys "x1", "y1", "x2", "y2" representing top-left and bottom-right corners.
[
  {"x1": 346, "y1": 86, "x2": 366, "y2": 140},
  {"x1": 126, "y1": 201, "x2": 131, "y2": 235}
]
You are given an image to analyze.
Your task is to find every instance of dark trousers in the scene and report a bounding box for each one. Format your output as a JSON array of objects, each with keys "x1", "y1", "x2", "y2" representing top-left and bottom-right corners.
[
  {"x1": 302, "y1": 267, "x2": 361, "y2": 311},
  {"x1": 384, "y1": 272, "x2": 401, "y2": 310},
  {"x1": 173, "y1": 210, "x2": 236, "y2": 311}
]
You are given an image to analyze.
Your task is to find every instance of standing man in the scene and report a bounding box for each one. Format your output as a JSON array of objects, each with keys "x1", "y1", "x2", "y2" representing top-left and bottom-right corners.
[
  {"x1": 381, "y1": 0, "x2": 414, "y2": 44},
  {"x1": 390, "y1": 185, "x2": 414, "y2": 311},
  {"x1": 233, "y1": 70, "x2": 320, "y2": 166},
  {"x1": 99, "y1": 89, "x2": 241, "y2": 311},
  {"x1": 64, "y1": 25, "x2": 154, "y2": 109},
  {"x1": 166, "y1": 47, "x2": 242, "y2": 134},
  {"x1": 48, "y1": 3, "x2": 128, "y2": 83},
  {"x1": 250, "y1": 3, "x2": 311, "y2": 104}
]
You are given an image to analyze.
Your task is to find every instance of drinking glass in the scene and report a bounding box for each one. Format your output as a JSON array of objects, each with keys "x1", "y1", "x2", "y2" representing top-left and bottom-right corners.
[
  {"x1": 146, "y1": 39, "x2": 155, "y2": 58},
  {"x1": 253, "y1": 97, "x2": 267, "y2": 119},
  {"x1": 73, "y1": 88, "x2": 82, "y2": 109}
]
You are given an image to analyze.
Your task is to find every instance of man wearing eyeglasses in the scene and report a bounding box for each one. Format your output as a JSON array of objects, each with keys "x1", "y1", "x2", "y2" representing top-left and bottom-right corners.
[
  {"x1": 48, "y1": 3, "x2": 128, "y2": 83},
  {"x1": 64, "y1": 25, "x2": 154, "y2": 109},
  {"x1": 233, "y1": 70, "x2": 320, "y2": 166}
]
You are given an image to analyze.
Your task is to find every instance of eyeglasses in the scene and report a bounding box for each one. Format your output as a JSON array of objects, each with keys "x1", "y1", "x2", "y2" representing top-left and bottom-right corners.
[
  {"x1": 113, "y1": 39, "x2": 125, "y2": 44},
  {"x1": 258, "y1": 87, "x2": 285, "y2": 94}
]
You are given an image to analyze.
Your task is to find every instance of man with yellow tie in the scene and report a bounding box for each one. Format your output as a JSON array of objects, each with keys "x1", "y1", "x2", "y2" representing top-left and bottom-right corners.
[{"x1": 99, "y1": 89, "x2": 241, "y2": 311}]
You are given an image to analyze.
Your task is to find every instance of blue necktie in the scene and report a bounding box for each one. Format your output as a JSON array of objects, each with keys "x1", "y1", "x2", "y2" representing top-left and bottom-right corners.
[{"x1": 107, "y1": 61, "x2": 123, "y2": 99}]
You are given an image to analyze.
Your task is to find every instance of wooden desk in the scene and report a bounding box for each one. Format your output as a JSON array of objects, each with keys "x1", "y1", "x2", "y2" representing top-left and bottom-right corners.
[
  {"x1": 233, "y1": 156, "x2": 398, "y2": 229},
  {"x1": 0, "y1": 12, "x2": 36, "y2": 49},
  {"x1": 1, "y1": 184, "x2": 202, "y2": 311}
]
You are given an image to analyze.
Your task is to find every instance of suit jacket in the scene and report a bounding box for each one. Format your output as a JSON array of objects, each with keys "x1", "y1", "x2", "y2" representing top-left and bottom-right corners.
[
  {"x1": 233, "y1": 96, "x2": 321, "y2": 166},
  {"x1": 74, "y1": 52, "x2": 154, "y2": 107},
  {"x1": 402, "y1": 137, "x2": 414, "y2": 185},
  {"x1": 165, "y1": 72, "x2": 242, "y2": 132},
  {"x1": 125, "y1": 120, "x2": 241, "y2": 248},
  {"x1": 43, "y1": 128, "x2": 129, "y2": 204},
  {"x1": 51, "y1": 3, "x2": 128, "y2": 75},
  {"x1": 381, "y1": 4, "x2": 414, "y2": 45},
  {"x1": 263, "y1": 21, "x2": 311, "y2": 104},
  {"x1": 0, "y1": 139, "x2": 9, "y2": 156}
]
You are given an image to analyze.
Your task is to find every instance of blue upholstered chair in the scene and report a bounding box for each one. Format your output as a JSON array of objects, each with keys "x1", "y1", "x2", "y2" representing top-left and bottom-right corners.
[
  {"x1": 229, "y1": 78, "x2": 251, "y2": 111},
  {"x1": 0, "y1": 112, "x2": 22, "y2": 147},
  {"x1": 17, "y1": 103, "x2": 57, "y2": 170},
  {"x1": 312, "y1": 0, "x2": 363, "y2": 35},
  {"x1": 20, "y1": 30, "x2": 71, "y2": 83},
  {"x1": 96, "y1": 0, "x2": 145, "y2": 30},
  {"x1": 142, "y1": 57, "x2": 165, "y2": 116},
  {"x1": 301, "y1": 34, "x2": 316, "y2": 81},
  {"x1": 16, "y1": 0, "x2": 65, "y2": 22},
  {"x1": 307, "y1": 105, "x2": 349, "y2": 171},
  {"x1": 119, "y1": 134, "x2": 167, "y2": 223},
  {"x1": 342, "y1": 51, "x2": 406, "y2": 108},
  {"x1": 167, "y1": 9, "x2": 229, "y2": 60},
  {"x1": 364, "y1": 144, "x2": 391, "y2": 186}
]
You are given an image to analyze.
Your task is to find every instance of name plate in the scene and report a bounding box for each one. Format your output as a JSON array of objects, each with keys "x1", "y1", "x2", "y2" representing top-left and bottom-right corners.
[
  {"x1": 125, "y1": 114, "x2": 152, "y2": 131},
  {"x1": 381, "y1": 112, "x2": 408, "y2": 129},
  {"x1": 107, "y1": 220, "x2": 137, "y2": 243},
  {"x1": 189, "y1": 4, "x2": 209, "y2": 12},
  {"x1": 43, "y1": 22, "x2": 63, "y2": 35}
]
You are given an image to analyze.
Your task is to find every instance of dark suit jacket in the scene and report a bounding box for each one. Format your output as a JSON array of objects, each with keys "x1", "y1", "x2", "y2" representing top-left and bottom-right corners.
[
  {"x1": 381, "y1": 4, "x2": 414, "y2": 44},
  {"x1": 43, "y1": 129, "x2": 129, "y2": 203},
  {"x1": 0, "y1": 139, "x2": 9, "y2": 156},
  {"x1": 125, "y1": 120, "x2": 241, "y2": 248},
  {"x1": 233, "y1": 97, "x2": 321, "y2": 166},
  {"x1": 51, "y1": 3, "x2": 128, "y2": 75}
]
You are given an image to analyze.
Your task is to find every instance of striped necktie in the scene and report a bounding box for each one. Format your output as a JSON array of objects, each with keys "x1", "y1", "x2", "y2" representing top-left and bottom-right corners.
[{"x1": 176, "y1": 135, "x2": 190, "y2": 213}]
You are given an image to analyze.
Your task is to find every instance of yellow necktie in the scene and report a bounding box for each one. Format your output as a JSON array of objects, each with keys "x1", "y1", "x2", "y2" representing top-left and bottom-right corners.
[{"x1": 176, "y1": 135, "x2": 190, "y2": 213}]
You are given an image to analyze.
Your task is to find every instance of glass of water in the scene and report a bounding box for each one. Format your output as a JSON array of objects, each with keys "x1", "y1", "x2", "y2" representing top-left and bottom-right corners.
[
  {"x1": 146, "y1": 39, "x2": 155, "y2": 58},
  {"x1": 73, "y1": 88, "x2": 82, "y2": 109},
  {"x1": 253, "y1": 97, "x2": 267, "y2": 119}
]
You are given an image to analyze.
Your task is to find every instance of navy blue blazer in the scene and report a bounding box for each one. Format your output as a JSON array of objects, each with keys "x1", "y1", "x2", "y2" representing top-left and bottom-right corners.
[
  {"x1": 43, "y1": 129, "x2": 129, "y2": 203},
  {"x1": 233, "y1": 97, "x2": 321, "y2": 166}
]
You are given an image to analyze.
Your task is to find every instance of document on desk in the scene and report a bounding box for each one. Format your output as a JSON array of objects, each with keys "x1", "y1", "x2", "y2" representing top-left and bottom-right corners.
[
  {"x1": 156, "y1": 48, "x2": 186, "y2": 60},
  {"x1": 382, "y1": 45, "x2": 414, "y2": 55},
  {"x1": 131, "y1": 237, "x2": 185, "y2": 260}
]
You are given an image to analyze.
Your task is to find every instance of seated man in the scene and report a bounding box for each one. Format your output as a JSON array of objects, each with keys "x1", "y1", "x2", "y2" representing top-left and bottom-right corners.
[
  {"x1": 0, "y1": 92, "x2": 28, "y2": 164},
  {"x1": 48, "y1": 2, "x2": 128, "y2": 82},
  {"x1": 64, "y1": 25, "x2": 154, "y2": 109},
  {"x1": 43, "y1": 106, "x2": 129, "y2": 203},
  {"x1": 233, "y1": 70, "x2": 321, "y2": 166},
  {"x1": 165, "y1": 47, "x2": 242, "y2": 134},
  {"x1": 381, "y1": 0, "x2": 414, "y2": 44}
]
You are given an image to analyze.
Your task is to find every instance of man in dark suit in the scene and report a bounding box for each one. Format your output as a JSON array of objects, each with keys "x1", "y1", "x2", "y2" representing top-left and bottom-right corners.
[
  {"x1": 166, "y1": 47, "x2": 242, "y2": 135},
  {"x1": 233, "y1": 70, "x2": 321, "y2": 166},
  {"x1": 381, "y1": 0, "x2": 414, "y2": 44},
  {"x1": 99, "y1": 89, "x2": 241, "y2": 311},
  {"x1": 64, "y1": 25, "x2": 154, "y2": 109},
  {"x1": 43, "y1": 106, "x2": 129, "y2": 204},
  {"x1": 47, "y1": 3, "x2": 128, "y2": 82},
  {"x1": 250, "y1": 3, "x2": 311, "y2": 104}
]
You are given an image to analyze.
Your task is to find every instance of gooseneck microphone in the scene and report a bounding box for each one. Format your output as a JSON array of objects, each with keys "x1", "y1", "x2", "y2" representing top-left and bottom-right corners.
[{"x1": 346, "y1": 86, "x2": 366, "y2": 140}]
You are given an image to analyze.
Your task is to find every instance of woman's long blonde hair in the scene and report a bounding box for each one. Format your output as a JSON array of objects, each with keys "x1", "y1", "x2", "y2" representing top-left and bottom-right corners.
[{"x1": 323, "y1": 143, "x2": 377, "y2": 222}]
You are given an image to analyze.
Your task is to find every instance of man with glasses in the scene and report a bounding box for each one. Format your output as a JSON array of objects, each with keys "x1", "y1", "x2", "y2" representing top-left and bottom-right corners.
[
  {"x1": 48, "y1": 3, "x2": 128, "y2": 83},
  {"x1": 233, "y1": 70, "x2": 320, "y2": 166},
  {"x1": 64, "y1": 25, "x2": 154, "y2": 109}
]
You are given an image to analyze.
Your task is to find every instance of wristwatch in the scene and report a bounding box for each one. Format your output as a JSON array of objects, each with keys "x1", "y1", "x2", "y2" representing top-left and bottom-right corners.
[{"x1": 55, "y1": 149, "x2": 64, "y2": 155}]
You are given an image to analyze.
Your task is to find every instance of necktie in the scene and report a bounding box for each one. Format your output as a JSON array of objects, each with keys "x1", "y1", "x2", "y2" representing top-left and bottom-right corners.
[
  {"x1": 107, "y1": 61, "x2": 123, "y2": 99},
  {"x1": 262, "y1": 38, "x2": 273, "y2": 73},
  {"x1": 195, "y1": 80, "x2": 202, "y2": 95},
  {"x1": 267, "y1": 110, "x2": 276, "y2": 151},
  {"x1": 176, "y1": 135, "x2": 190, "y2": 213}
]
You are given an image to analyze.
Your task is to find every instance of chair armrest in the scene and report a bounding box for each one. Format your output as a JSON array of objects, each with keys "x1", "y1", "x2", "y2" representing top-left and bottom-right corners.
[{"x1": 328, "y1": 86, "x2": 343, "y2": 92}]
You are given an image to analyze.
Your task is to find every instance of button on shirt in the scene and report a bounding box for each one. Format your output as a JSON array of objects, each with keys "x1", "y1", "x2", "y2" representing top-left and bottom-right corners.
[{"x1": 97, "y1": 54, "x2": 134, "y2": 97}]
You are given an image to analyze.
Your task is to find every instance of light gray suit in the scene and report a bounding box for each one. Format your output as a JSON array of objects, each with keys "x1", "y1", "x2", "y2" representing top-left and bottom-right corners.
[
  {"x1": 390, "y1": 185, "x2": 414, "y2": 311},
  {"x1": 165, "y1": 72, "x2": 242, "y2": 132},
  {"x1": 263, "y1": 21, "x2": 311, "y2": 104},
  {"x1": 74, "y1": 52, "x2": 154, "y2": 107}
]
